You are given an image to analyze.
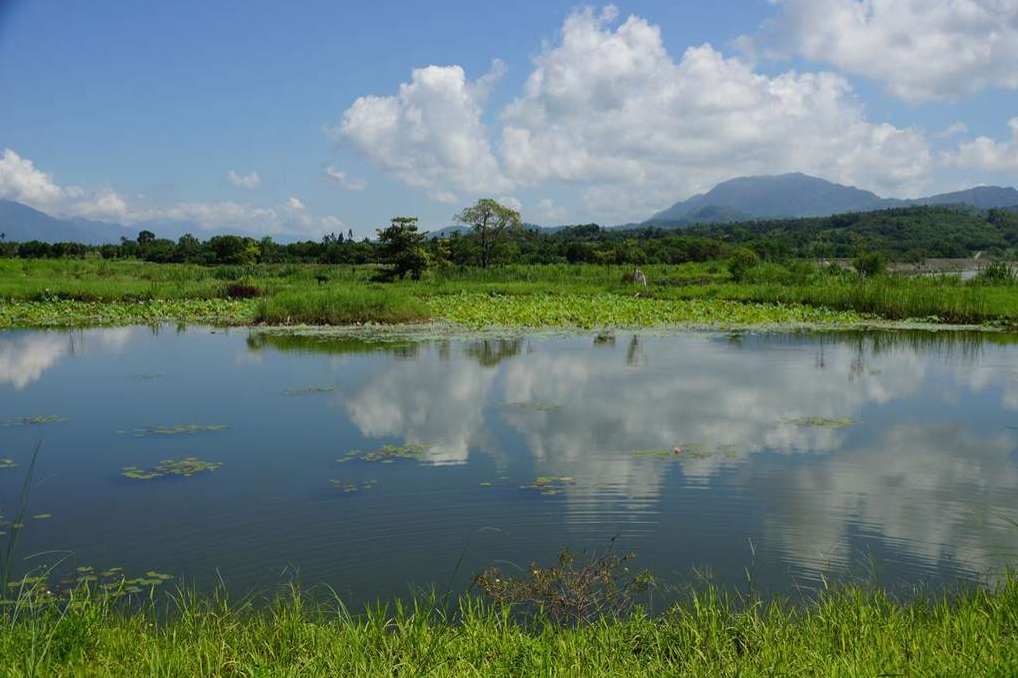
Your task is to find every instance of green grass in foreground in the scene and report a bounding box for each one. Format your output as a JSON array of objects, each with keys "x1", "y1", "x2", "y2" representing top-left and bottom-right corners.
[{"x1": 2, "y1": 579, "x2": 1017, "y2": 676}]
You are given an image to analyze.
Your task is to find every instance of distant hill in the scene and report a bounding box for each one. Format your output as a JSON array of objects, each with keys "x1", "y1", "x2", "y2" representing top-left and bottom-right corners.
[
  {"x1": 644, "y1": 173, "x2": 1018, "y2": 227},
  {"x1": 0, "y1": 200, "x2": 134, "y2": 243}
]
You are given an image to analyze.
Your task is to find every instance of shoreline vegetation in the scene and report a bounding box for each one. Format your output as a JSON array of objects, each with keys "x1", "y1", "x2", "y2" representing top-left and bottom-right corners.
[
  {"x1": 2, "y1": 259, "x2": 1018, "y2": 330},
  {"x1": 2, "y1": 576, "x2": 1017, "y2": 675}
]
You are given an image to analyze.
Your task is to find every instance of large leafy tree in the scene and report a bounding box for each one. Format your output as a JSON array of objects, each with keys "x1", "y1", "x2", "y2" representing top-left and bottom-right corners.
[
  {"x1": 376, "y1": 216, "x2": 429, "y2": 280},
  {"x1": 455, "y1": 199, "x2": 523, "y2": 268}
]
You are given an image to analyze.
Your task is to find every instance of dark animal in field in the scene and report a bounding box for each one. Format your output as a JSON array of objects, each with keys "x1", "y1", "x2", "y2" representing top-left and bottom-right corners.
[{"x1": 315, "y1": 275, "x2": 328, "y2": 285}]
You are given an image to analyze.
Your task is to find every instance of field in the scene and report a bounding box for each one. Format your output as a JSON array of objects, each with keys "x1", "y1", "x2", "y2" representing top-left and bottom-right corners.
[
  {"x1": 0, "y1": 258, "x2": 1015, "y2": 329},
  {"x1": 2, "y1": 578, "x2": 1017, "y2": 676}
]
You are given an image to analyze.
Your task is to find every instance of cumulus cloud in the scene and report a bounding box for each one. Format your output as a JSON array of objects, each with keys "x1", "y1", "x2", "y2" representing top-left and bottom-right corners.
[
  {"x1": 0, "y1": 148, "x2": 130, "y2": 220},
  {"x1": 936, "y1": 122, "x2": 970, "y2": 139},
  {"x1": 331, "y1": 60, "x2": 512, "y2": 195},
  {"x1": 500, "y1": 8, "x2": 932, "y2": 220},
  {"x1": 224, "y1": 170, "x2": 261, "y2": 188},
  {"x1": 0, "y1": 149, "x2": 345, "y2": 237},
  {"x1": 323, "y1": 165, "x2": 367, "y2": 191},
  {"x1": 943, "y1": 117, "x2": 1018, "y2": 174},
  {"x1": 743, "y1": 0, "x2": 1018, "y2": 102},
  {"x1": 336, "y1": 7, "x2": 933, "y2": 223},
  {"x1": 533, "y1": 198, "x2": 568, "y2": 223}
]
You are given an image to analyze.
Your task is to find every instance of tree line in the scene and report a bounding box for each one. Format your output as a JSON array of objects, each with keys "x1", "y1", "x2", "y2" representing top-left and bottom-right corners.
[{"x1": 2, "y1": 201, "x2": 1017, "y2": 272}]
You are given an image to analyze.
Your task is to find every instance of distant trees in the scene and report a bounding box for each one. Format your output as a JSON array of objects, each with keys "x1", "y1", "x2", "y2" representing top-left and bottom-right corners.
[
  {"x1": 376, "y1": 217, "x2": 429, "y2": 281},
  {"x1": 455, "y1": 199, "x2": 522, "y2": 267}
]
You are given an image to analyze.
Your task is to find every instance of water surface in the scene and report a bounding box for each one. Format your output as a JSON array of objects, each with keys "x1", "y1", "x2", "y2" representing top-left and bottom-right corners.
[{"x1": 2, "y1": 326, "x2": 1018, "y2": 604}]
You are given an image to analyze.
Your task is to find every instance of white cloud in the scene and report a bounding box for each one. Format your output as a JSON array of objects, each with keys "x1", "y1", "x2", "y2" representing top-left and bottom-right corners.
[
  {"x1": 0, "y1": 149, "x2": 345, "y2": 237},
  {"x1": 224, "y1": 170, "x2": 261, "y2": 189},
  {"x1": 743, "y1": 0, "x2": 1018, "y2": 102},
  {"x1": 331, "y1": 60, "x2": 512, "y2": 196},
  {"x1": 936, "y1": 122, "x2": 970, "y2": 139},
  {"x1": 499, "y1": 8, "x2": 932, "y2": 221},
  {"x1": 496, "y1": 196, "x2": 522, "y2": 212},
  {"x1": 428, "y1": 190, "x2": 459, "y2": 204},
  {"x1": 323, "y1": 165, "x2": 367, "y2": 191},
  {"x1": 533, "y1": 198, "x2": 567, "y2": 223},
  {"x1": 943, "y1": 117, "x2": 1018, "y2": 174},
  {"x1": 0, "y1": 148, "x2": 129, "y2": 220}
]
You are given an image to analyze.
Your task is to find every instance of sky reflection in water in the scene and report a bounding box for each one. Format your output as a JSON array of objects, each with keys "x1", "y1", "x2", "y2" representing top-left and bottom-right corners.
[{"x1": 1, "y1": 327, "x2": 1017, "y2": 603}]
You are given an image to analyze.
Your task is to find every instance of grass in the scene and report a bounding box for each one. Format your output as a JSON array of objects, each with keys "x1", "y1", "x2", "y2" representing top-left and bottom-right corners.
[
  {"x1": 1, "y1": 577, "x2": 1017, "y2": 676},
  {"x1": 254, "y1": 287, "x2": 431, "y2": 325},
  {"x1": 1, "y1": 258, "x2": 1017, "y2": 329}
]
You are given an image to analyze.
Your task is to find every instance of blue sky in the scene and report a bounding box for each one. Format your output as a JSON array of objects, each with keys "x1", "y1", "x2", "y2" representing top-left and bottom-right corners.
[{"x1": 1, "y1": 0, "x2": 1017, "y2": 238}]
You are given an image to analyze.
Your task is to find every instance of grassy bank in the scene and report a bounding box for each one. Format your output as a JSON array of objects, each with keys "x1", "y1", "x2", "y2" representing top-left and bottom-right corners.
[
  {"x1": 0, "y1": 258, "x2": 1016, "y2": 329},
  {"x1": 2, "y1": 578, "x2": 1017, "y2": 676}
]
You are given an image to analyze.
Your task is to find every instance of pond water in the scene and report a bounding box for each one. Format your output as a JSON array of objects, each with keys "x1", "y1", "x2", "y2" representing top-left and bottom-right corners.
[{"x1": 2, "y1": 326, "x2": 1018, "y2": 605}]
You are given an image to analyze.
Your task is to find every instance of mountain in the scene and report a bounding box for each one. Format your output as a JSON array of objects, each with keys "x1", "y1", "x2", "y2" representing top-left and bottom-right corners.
[
  {"x1": 914, "y1": 186, "x2": 1018, "y2": 210},
  {"x1": 644, "y1": 173, "x2": 1018, "y2": 227}
]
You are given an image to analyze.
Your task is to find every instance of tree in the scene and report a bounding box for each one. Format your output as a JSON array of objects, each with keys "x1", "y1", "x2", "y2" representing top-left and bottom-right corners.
[
  {"x1": 853, "y1": 251, "x2": 887, "y2": 278},
  {"x1": 376, "y1": 217, "x2": 429, "y2": 281},
  {"x1": 137, "y1": 230, "x2": 156, "y2": 245},
  {"x1": 455, "y1": 199, "x2": 522, "y2": 267}
]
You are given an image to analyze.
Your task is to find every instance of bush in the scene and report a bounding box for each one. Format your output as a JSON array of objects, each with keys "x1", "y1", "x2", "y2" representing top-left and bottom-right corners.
[
  {"x1": 225, "y1": 283, "x2": 261, "y2": 299},
  {"x1": 853, "y1": 252, "x2": 887, "y2": 278},
  {"x1": 728, "y1": 248, "x2": 760, "y2": 282},
  {"x1": 972, "y1": 260, "x2": 1017, "y2": 286}
]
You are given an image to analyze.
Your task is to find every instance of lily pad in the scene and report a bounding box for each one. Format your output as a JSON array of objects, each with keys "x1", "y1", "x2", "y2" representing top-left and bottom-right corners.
[
  {"x1": 284, "y1": 386, "x2": 340, "y2": 395},
  {"x1": 784, "y1": 416, "x2": 857, "y2": 429},
  {"x1": 122, "y1": 457, "x2": 222, "y2": 480},
  {"x1": 132, "y1": 424, "x2": 227, "y2": 437},
  {"x1": 498, "y1": 401, "x2": 564, "y2": 412},
  {"x1": 338, "y1": 444, "x2": 429, "y2": 463},
  {"x1": 522, "y1": 475, "x2": 575, "y2": 495},
  {"x1": 3, "y1": 415, "x2": 67, "y2": 427}
]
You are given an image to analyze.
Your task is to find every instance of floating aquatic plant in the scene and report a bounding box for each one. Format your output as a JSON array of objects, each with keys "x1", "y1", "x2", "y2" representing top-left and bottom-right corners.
[
  {"x1": 2, "y1": 415, "x2": 67, "y2": 427},
  {"x1": 329, "y1": 478, "x2": 379, "y2": 493},
  {"x1": 630, "y1": 443, "x2": 738, "y2": 461},
  {"x1": 337, "y1": 444, "x2": 429, "y2": 463},
  {"x1": 132, "y1": 424, "x2": 227, "y2": 437},
  {"x1": 784, "y1": 417, "x2": 857, "y2": 429},
  {"x1": 499, "y1": 401, "x2": 564, "y2": 412},
  {"x1": 284, "y1": 386, "x2": 340, "y2": 395},
  {"x1": 31, "y1": 513, "x2": 51, "y2": 520},
  {"x1": 522, "y1": 476, "x2": 575, "y2": 495},
  {"x1": 121, "y1": 457, "x2": 222, "y2": 480},
  {"x1": 0, "y1": 458, "x2": 16, "y2": 469}
]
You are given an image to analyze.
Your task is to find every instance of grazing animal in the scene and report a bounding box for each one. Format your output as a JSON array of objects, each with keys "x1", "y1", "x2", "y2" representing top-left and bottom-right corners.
[
  {"x1": 315, "y1": 275, "x2": 328, "y2": 285},
  {"x1": 632, "y1": 268, "x2": 647, "y2": 287}
]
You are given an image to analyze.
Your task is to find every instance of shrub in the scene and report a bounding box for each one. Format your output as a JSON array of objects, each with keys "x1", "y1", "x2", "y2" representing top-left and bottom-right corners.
[
  {"x1": 225, "y1": 283, "x2": 261, "y2": 299},
  {"x1": 728, "y1": 248, "x2": 760, "y2": 282},
  {"x1": 853, "y1": 252, "x2": 887, "y2": 278},
  {"x1": 972, "y1": 260, "x2": 1017, "y2": 286},
  {"x1": 254, "y1": 287, "x2": 430, "y2": 325}
]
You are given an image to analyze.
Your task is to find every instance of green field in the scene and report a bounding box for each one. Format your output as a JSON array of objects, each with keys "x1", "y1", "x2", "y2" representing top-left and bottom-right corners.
[{"x1": 0, "y1": 258, "x2": 1016, "y2": 329}]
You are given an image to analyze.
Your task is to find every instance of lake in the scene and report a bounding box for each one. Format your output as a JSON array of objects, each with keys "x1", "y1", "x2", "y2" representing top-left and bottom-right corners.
[{"x1": 2, "y1": 326, "x2": 1018, "y2": 605}]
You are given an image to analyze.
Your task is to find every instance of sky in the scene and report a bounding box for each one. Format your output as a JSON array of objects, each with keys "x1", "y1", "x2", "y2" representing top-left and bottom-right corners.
[{"x1": 1, "y1": 0, "x2": 1017, "y2": 239}]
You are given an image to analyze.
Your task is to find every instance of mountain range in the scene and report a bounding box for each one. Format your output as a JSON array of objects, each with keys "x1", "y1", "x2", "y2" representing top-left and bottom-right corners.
[
  {"x1": 645, "y1": 173, "x2": 1018, "y2": 226},
  {"x1": 3, "y1": 173, "x2": 1018, "y2": 243}
]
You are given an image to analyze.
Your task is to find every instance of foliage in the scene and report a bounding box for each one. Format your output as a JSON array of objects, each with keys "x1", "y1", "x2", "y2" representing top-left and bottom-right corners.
[
  {"x1": 474, "y1": 544, "x2": 654, "y2": 624},
  {"x1": 375, "y1": 217, "x2": 430, "y2": 281},
  {"x1": 973, "y1": 260, "x2": 1018, "y2": 286},
  {"x1": 455, "y1": 199, "x2": 523, "y2": 267},
  {"x1": 253, "y1": 288, "x2": 430, "y2": 325},
  {"x1": 853, "y1": 251, "x2": 887, "y2": 277},
  {"x1": 727, "y1": 247, "x2": 760, "y2": 282}
]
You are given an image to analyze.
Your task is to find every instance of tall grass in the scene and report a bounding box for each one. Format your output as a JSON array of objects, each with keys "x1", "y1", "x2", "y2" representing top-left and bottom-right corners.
[
  {"x1": 2, "y1": 577, "x2": 1017, "y2": 675},
  {"x1": 254, "y1": 287, "x2": 431, "y2": 325}
]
